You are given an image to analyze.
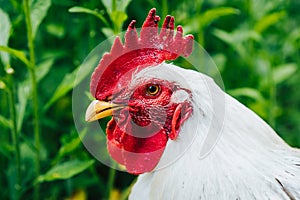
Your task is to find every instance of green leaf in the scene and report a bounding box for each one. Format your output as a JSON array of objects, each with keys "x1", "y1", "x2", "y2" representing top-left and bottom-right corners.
[
  {"x1": 46, "y1": 23, "x2": 66, "y2": 38},
  {"x1": 200, "y1": 7, "x2": 240, "y2": 28},
  {"x1": 228, "y1": 87, "x2": 265, "y2": 102},
  {"x1": 54, "y1": 130, "x2": 87, "y2": 163},
  {"x1": 101, "y1": 0, "x2": 132, "y2": 13},
  {"x1": 36, "y1": 58, "x2": 54, "y2": 82},
  {"x1": 37, "y1": 160, "x2": 95, "y2": 182},
  {"x1": 57, "y1": 137, "x2": 82, "y2": 158},
  {"x1": 212, "y1": 28, "x2": 261, "y2": 58},
  {"x1": 44, "y1": 51, "x2": 99, "y2": 110},
  {"x1": 212, "y1": 28, "x2": 234, "y2": 44},
  {"x1": 68, "y1": 6, "x2": 109, "y2": 27},
  {"x1": 213, "y1": 29, "x2": 261, "y2": 46},
  {"x1": 30, "y1": 0, "x2": 51, "y2": 38},
  {"x1": 101, "y1": 27, "x2": 115, "y2": 39},
  {"x1": 44, "y1": 68, "x2": 78, "y2": 110},
  {"x1": 272, "y1": 63, "x2": 297, "y2": 84},
  {"x1": 101, "y1": 0, "x2": 131, "y2": 33},
  {"x1": 0, "y1": 142, "x2": 13, "y2": 158},
  {"x1": 17, "y1": 81, "x2": 30, "y2": 132},
  {"x1": 249, "y1": 101, "x2": 269, "y2": 120},
  {"x1": 116, "y1": 0, "x2": 132, "y2": 13},
  {"x1": 185, "y1": 7, "x2": 239, "y2": 33},
  {"x1": 0, "y1": 46, "x2": 30, "y2": 67},
  {"x1": 0, "y1": 8, "x2": 11, "y2": 67},
  {"x1": 101, "y1": 0, "x2": 113, "y2": 13},
  {"x1": 0, "y1": 115, "x2": 12, "y2": 129},
  {"x1": 110, "y1": 11, "x2": 127, "y2": 32},
  {"x1": 15, "y1": 58, "x2": 54, "y2": 132},
  {"x1": 211, "y1": 53, "x2": 226, "y2": 73},
  {"x1": 254, "y1": 11, "x2": 286, "y2": 33}
]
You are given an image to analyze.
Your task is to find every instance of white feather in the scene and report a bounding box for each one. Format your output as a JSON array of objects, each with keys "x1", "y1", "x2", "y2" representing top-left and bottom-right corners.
[{"x1": 129, "y1": 63, "x2": 300, "y2": 200}]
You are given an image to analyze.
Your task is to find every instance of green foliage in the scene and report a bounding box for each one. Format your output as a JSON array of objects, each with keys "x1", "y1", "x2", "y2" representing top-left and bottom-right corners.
[
  {"x1": 68, "y1": 6, "x2": 109, "y2": 27},
  {"x1": 29, "y1": 0, "x2": 51, "y2": 39},
  {"x1": 228, "y1": 87, "x2": 265, "y2": 102},
  {"x1": 0, "y1": 115, "x2": 12, "y2": 129},
  {"x1": 37, "y1": 159, "x2": 95, "y2": 182},
  {"x1": 272, "y1": 63, "x2": 297, "y2": 85},
  {"x1": 254, "y1": 11, "x2": 286, "y2": 33},
  {"x1": 0, "y1": 0, "x2": 299, "y2": 199},
  {"x1": 0, "y1": 8, "x2": 11, "y2": 66},
  {"x1": 185, "y1": 7, "x2": 240, "y2": 33},
  {"x1": 0, "y1": 46, "x2": 30, "y2": 67},
  {"x1": 101, "y1": 0, "x2": 131, "y2": 34}
]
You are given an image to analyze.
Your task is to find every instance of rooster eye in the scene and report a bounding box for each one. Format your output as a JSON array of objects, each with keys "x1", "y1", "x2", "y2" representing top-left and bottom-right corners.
[{"x1": 146, "y1": 84, "x2": 160, "y2": 96}]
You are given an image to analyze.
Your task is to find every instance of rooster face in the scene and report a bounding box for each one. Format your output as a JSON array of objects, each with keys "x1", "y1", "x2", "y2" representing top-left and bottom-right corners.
[
  {"x1": 86, "y1": 65, "x2": 193, "y2": 174},
  {"x1": 85, "y1": 8, "x2": 194, "y2": 174}
]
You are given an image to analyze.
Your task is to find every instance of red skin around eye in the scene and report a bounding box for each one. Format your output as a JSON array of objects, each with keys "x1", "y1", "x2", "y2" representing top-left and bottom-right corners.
[{"x1": 105, "y1": 82, "x2": 192, "y2": 174}]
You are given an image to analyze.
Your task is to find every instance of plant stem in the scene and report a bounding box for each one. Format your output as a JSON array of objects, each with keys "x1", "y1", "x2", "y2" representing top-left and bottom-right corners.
[
  {"x1": 107, "y1": 166, "x2": 116, "y2": 199},
  {"x1": 112, "y1": 0, "x2": 116, "y2": 12},
  {"x1": 30, "y1": 68, "x2": 41, "y2": 200},
  {"x1": 120, "y1": 178, "x2": 137, "y2": 200},
  {"x1": 161, "y1": 0, "x2": 168, "y2": 18},
  {"x1": 268, "y1": 68, "x2": 276, "y2": 128},
  {"x1": 197, "y1": 0, "x2": 204, "y2": 46},
  {"x1": 7, "y1": 75, "x2": 21, "y2": 199},
  {"x1": 23, "y1": 0, "x2": 41, "y2": 199},
  {"x1": 111, "y1": 0, "x2": 118, "y2": 34}
]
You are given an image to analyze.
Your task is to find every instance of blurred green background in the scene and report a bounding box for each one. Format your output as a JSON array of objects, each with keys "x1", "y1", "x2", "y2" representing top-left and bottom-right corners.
[{"x1": 0, "y1": 0, "x2": 299, "y2": 199}]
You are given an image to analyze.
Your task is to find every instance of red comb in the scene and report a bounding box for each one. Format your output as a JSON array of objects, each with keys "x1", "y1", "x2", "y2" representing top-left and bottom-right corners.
[{"x1": 90, "y1": 8, "x2": 194, "y2": 100}]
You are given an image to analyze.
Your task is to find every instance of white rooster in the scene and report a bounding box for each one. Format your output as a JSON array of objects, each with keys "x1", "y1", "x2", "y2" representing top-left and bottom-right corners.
[{"x1": 85, "y1": 8, "x2": 300, "y2": 199}]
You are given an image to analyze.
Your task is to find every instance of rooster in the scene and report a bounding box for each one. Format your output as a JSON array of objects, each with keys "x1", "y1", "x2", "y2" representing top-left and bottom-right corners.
[{"x1": 85, "y1": 8, "x2": 300, "y2": 199}]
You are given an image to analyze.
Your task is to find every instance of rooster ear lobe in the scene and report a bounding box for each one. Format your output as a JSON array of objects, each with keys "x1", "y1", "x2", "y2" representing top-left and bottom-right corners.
[{"x1": 170, "y1": 102, "x2": 193, "y2": 140}]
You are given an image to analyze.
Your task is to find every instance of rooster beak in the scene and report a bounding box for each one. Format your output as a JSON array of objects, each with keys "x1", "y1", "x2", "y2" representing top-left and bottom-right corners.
[{"x1": 85, "y1": 100, "x2": 124, "y2": 122}]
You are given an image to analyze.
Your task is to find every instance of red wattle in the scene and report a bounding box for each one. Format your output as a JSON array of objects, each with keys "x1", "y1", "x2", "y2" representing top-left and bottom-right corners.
[{"x1": 106, "y1": 115, "x2": 168, "y2": 174}]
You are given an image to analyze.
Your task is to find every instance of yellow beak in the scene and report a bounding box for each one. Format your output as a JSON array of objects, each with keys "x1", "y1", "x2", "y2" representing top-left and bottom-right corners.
[{"x1": 85, "y1": 100, "x2": 125, "y2": 122}]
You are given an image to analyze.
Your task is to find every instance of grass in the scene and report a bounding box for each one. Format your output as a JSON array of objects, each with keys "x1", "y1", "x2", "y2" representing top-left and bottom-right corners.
[{"x1": 22, "y1": 0, "x2": 41, "y2": 198}]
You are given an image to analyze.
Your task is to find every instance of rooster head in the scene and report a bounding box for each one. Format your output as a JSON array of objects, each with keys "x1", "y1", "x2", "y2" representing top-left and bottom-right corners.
[{"x1": 85, "y1": 8, "x2": 194, "y2": 174}]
